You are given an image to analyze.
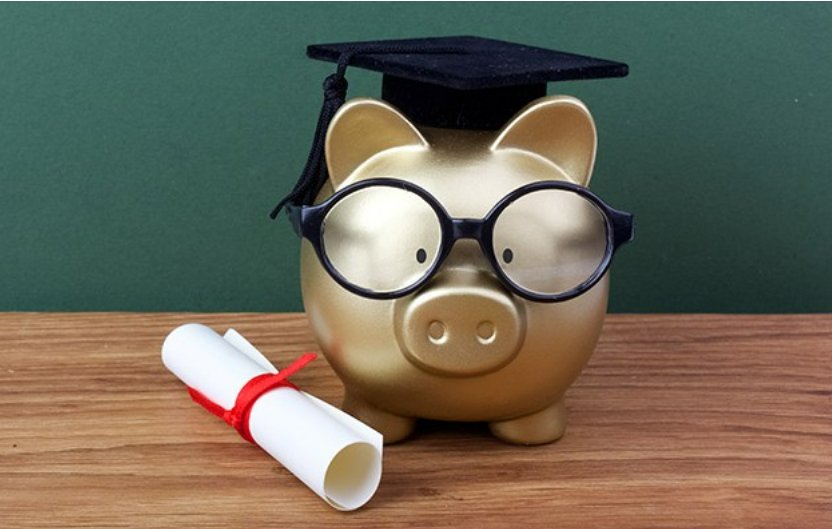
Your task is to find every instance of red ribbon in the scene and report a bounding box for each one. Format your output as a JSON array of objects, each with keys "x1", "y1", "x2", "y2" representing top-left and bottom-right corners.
[{"x1": 186, "y1": 352, "x2": 317, "y2": 444}]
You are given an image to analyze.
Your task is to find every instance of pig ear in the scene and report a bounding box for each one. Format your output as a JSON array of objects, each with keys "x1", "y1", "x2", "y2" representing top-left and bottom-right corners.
[
  {"x1": 325, "y1": 98, "x2": 428, "y2": 190},
  {"x1": 491, "y1": 96, "x2": 597, "y2": 186}
]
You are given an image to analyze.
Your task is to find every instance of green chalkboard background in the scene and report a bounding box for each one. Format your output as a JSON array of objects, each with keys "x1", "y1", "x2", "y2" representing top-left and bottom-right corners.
[{"x1": 2, "y1": 3, "x2": 830, "y2": 313}]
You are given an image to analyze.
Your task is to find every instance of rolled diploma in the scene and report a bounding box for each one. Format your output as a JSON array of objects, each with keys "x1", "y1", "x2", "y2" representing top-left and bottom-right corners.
[{"x1": 162, "y1": 323, "x2": 383, "y2": 511}]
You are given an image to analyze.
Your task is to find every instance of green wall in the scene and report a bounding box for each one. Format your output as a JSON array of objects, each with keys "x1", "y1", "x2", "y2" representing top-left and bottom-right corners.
[{"x1": 2, "y1": 3, "x2": 830, "y2": 313}]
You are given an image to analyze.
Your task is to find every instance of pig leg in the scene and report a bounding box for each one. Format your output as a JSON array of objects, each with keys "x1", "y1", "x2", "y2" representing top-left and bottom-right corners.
[
  {"x1": 342, "y1": 390, "x2": 416, "y2": 444},
  {"x1": 488, "y1": 400, "x2": 567, "y2": 445}
]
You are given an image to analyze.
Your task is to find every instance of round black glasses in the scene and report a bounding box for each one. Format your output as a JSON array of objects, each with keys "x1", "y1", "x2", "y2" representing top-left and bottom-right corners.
[{"x1": 285, "y1": 178, "x2": 634, "y2": 303}]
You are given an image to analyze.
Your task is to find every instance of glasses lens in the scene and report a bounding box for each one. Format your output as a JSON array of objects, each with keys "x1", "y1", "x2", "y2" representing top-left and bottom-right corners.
[
  {"x1": 492, "y1": 188, "x2": 609, "y2": 297},
  {"x1": 321, "y1": 185, "x2": 443, "y2": 294}
]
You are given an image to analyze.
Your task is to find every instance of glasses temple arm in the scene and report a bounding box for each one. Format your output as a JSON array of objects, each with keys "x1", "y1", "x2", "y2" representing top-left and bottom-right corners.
[
  {"x1": 610, "y1": 209, "x2": 635, "y2": 249},
  {"x1": 285, "y1": 204, "x2": 305, "y2": 238}
]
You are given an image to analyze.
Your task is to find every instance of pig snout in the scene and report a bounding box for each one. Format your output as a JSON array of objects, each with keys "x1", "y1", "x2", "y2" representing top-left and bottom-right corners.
[{"x1": 394, "y1": 270, "x2": 525, "y2": 377}]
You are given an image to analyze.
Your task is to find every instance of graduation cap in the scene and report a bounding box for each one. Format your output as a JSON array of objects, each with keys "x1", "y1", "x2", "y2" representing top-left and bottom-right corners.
[{"x1": 270, "y1": 36, "x2": 628, "y2": 218}]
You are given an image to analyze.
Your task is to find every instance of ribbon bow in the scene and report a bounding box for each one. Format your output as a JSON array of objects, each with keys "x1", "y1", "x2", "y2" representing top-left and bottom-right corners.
[{"x1": 187, "y1": 352, "x2": 317, "y2": 443}]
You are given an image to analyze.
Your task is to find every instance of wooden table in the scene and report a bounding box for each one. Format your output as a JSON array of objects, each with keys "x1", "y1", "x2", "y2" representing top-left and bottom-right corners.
[{"x1": 1, "y1": 313, "x2": 829, "y2": 528}]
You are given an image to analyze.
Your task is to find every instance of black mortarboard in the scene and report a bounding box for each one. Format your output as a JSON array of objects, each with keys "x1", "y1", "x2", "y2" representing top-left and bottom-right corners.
[
  {"x1": 271, "y1": 36, "x2": 628, "y2": 218},
  {"x1": 308, "y1": 36, "x2": 628, "y2": 130}
]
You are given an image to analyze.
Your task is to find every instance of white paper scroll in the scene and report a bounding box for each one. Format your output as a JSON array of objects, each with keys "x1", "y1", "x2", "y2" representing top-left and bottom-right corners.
[{"x1": 162, "y1": 323, "x2": 383, "y2": 511}]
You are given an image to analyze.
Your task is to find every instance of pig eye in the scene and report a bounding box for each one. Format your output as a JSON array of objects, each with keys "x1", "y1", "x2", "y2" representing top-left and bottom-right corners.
[
  {"x1": 320, "y1": 185, "x2": 443, "y2": 294},
  {"x1": 492, "y1": 188, "x2": 608, "y2": 296}
]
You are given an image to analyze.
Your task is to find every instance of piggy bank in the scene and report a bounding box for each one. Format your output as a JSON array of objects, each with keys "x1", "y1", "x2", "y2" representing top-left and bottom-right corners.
[{"x1": 290, "y1": 93, "x2": 634, "y2": 445}]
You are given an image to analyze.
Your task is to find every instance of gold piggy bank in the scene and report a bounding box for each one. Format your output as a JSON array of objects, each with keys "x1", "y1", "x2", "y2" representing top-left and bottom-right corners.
[{"x1": 296, "y1": 95, "x2": 633, "y2": 445}]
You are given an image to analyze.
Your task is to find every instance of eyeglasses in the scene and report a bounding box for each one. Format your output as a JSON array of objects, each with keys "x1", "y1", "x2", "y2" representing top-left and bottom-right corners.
[{"x1": 286, "y1": 178, "x2": 634, "y2": 303}]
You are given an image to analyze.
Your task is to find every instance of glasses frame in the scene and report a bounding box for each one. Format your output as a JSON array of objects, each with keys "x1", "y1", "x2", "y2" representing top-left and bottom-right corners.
[{"x1": 286, "y1": 178, "x2": 634, "y2": 303}]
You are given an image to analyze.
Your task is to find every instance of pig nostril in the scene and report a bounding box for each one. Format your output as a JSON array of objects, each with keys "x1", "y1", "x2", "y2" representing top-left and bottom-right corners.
[
  {"x1": 476, "y1": 321, "x2": 496, "y2": 344},
  {"x1": 428, "y1": 320, "x2": 446, "y2": 344}
]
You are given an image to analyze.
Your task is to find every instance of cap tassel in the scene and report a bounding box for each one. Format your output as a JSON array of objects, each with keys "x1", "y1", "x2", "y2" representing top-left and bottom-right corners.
[{"x1": 270, "y1": 45, "x2": 466, "y2": 220}]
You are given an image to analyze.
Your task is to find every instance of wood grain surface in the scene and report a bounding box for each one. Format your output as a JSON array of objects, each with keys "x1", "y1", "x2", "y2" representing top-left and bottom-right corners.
[{"x1": 0, "y1": 313, "x2": 830, "y2": 528}]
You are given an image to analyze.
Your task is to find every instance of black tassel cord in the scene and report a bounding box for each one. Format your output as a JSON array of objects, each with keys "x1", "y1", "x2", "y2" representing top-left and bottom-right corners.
[{"x1": 269, "y1": 45, "x2": 465, "y2": 220}]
